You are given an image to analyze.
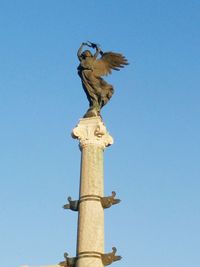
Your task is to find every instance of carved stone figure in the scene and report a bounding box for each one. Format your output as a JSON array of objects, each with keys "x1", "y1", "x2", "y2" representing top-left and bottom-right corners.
[
  {"x1": 59, "y1": 252, "x2": 77, "y2": 267},
  {"x1": 101, "y1": 191, "x2": 121, "y2": 209},
  {"x1": 63, "y1": 196, "x2": 79, "y2": 211},
  {"x1": 101, "y1": 247, "x2": 122, "y2": 266},
  {"x1": 77, "y1": 42, "x2": 128, "y2": 118}
]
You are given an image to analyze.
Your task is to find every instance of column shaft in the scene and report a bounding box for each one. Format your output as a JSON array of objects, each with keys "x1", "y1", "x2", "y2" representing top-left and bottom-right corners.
[
  {"x1": 76, "y1": 145, "x2": 104, "y2": 267},
  {"x1": 72, "y1": 117, "x2": 113, "y2": 267}
]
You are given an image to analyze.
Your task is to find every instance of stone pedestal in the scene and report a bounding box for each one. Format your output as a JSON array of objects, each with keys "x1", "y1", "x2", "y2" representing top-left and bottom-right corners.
[{"x1": 72, "y1": 117, "x2": 113, "y2": 267}]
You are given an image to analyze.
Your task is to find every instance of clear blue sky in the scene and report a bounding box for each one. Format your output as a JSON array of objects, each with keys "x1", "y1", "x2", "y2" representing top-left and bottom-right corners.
[{"x1": 0, "y1": 1, "x2": 200, "y2": 267}]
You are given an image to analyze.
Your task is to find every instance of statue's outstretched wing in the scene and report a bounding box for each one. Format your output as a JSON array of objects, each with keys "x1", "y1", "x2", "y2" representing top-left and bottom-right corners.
[{"x1": 93, "y1": 52, "x2": 128, "y2": 77}]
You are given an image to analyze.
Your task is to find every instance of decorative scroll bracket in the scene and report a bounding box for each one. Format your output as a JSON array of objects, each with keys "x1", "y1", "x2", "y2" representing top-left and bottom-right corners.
[
  {"x1": 63, "y1": 196, "x2": 79, "y2": 211},
  {"x1": 101, "y1": 191, "x2": 121, "y2": 209},
  {"x1": 63, "y1": 191, "x2": 120, "y2": 211},
  {"x1": 59, "y1": 252, "x2": 77, "y2": 267},
  {"x1": 101, "y1": 247, "x2": 122, "y2": 266}
]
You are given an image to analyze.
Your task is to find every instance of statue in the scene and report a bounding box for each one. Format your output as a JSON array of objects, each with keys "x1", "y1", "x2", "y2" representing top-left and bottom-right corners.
[{"x1": 77, "y1": 41, "x2": 128, "y2": 118}]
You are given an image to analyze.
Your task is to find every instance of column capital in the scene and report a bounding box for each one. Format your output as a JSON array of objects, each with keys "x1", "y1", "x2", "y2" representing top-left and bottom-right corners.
[{"x1": 72, "y1": 117, "x2": 113, "y2": 149}]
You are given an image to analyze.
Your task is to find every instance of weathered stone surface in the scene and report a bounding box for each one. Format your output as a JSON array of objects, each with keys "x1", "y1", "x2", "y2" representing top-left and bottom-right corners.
[{"x1": 73, "y1": 117, "x2": 113, "y2": 267}]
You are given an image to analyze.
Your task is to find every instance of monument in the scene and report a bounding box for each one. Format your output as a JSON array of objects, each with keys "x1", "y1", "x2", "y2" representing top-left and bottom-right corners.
[{"x1": 21, "y1": 42, "x2": 128, "y2": 267}]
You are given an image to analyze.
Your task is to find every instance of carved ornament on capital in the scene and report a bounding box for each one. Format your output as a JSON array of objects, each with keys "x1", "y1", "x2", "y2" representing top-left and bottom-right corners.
[{"x1": 72, "y1": 117, "x2": 113, "y2": 149}]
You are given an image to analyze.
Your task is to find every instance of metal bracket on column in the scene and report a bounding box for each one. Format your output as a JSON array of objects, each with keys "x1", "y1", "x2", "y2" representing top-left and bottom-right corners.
[
  {"x1": 63, "y1": 196, "x2": 79, "y2": 211},
  {"x1": 101, "y1": 247, "x2": 122, "y2": 266},
  {"x1": 59, "y1": 252, "x2": 77, "y2": 267},
  {"x1": 100, "y1": 191, "x2": 121, "y2": 209}
]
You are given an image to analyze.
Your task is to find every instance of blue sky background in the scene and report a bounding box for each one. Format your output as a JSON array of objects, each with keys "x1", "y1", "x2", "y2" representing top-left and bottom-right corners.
[{"x1": 0, "y1": 0, "x2": 200, "y2": 267}]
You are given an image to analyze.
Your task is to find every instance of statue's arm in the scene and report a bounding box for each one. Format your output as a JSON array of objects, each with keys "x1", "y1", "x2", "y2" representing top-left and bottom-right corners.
[
  {"x1": 77, "y1": 43, "x2": 86, "y2": 61},
  {"x1": 94, "y1": 45, "x2": 101, "y2": 59}
]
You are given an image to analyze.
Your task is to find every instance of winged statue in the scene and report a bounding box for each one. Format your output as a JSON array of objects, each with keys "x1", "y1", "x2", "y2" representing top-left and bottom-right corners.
[{"x1": 77, "y1": 41, "x2": 128, "y2": 118}]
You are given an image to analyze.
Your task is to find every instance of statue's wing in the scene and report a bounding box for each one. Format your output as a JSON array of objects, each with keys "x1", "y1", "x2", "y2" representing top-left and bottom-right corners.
[{"x1": 93, "y1": 52, "x2": 128, "y2": 77}]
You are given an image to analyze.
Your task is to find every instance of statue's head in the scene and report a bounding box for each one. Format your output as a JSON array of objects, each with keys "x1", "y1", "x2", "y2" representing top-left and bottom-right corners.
[{"x1": 82, "y1": 50, "x2": 92, "y2": 58}]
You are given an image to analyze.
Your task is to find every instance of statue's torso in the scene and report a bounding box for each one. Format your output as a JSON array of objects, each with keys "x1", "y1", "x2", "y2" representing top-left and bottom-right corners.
[{"x1": 78, "y1": 57, "x2": 95, "y2": 70}]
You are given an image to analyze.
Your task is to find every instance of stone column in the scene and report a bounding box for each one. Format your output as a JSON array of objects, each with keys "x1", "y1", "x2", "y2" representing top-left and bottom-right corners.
[{"x1": 72, "y1": 117, "x2": 113, "y2": 267}]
